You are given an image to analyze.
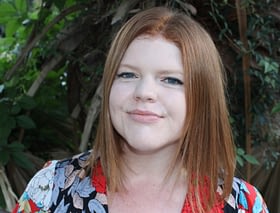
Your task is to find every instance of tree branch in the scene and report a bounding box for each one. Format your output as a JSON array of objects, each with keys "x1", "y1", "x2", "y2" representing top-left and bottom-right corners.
[
  {"x1": 79, "y1": 83, "x2": 102, "y2": 152},
  {"x1": 4, "y1": 4, "x2": 86, "y2": 80},
  {"x1": 235, "y1": 0, "x2": 252, "y2": 181}
]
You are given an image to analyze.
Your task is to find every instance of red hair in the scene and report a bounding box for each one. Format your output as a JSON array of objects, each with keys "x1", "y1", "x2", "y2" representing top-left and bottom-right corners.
[{"x1": 91, "y1": 7, "x2": 236, "y2": 212}]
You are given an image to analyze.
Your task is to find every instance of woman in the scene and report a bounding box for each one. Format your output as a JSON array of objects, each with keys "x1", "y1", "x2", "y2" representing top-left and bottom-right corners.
[{"x1": 13, "y1": 7, "x2": 269, "y2": 213}]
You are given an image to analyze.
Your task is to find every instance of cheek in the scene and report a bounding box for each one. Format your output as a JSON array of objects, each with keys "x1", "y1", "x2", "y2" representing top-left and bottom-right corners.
[
  {"x1": 167, "y1": 93, "x2": 186, "y2": 112},
  {"x1": 168, "y1": 94, "x2": 186, "y2": 124},
  {"x1": 110, "y1": 83, "x2": 132, "y2": 104},
  {"x1": 109, "y1": 83, "x2": 127, "y2": 115}
]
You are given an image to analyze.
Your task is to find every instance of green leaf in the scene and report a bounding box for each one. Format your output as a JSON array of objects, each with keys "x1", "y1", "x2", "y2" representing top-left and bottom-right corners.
[
  {"x1": 0, "y1": 115, "x2": 16, "y2": 129},
  {"x1": 236, "y1": 155, "x2": 244, "y2": 167},
  {"x1": 0, "y1": 103, "x2": 10, "y2": 117},
  {"x1": 0, "y1": 127, "x2": 12, "y2": 142},
  {"x1": 272, "y1": 103, "x2": 280, "y2": 114},
  {"x1": 259, "y1": 57, "x2": 279, "y2": 73},
  {"x1": 11, "y1": 151, "x2": 34, "y2": 169},
  {"x1": 15, "y1": 0, "x2": 27, "y2": 13},
  {"x1": 4, "y1": 77, "x2": 20, "y2": 90},
  {"x1": 0, "y1": 2, "x2": 16, "y2": 24},
  {"x1": 18, "y1": 95, "x2": 36, "y2": 110},
  {"x1": 236, "y1": 147, "x2": 245, "y2": 155},
  {"x1": 11, "y1": 104, "x2": 21, "y2": 115},
  {"x1": 28, "y1": 11, "x2": 39, "y2": 20},
  {"x1": 264, "y1": 61, "x2": 279, "y2": 73},
  {"x1": 271, "y1": 151, "x2": 280, "y2": 160},
  {"x1": 0, "y1": 150, "x2": 10, "y2": 166},
  {"x1": 243, "y1": 154, "x2": 259, "y2": 165},
  {"x1": 54, "y1": 0, "x2": 67, "y2": 10},
  {"x1": 7, "y1": 142, "x2": 25, "y2": 152},
  {"x1": 65, "y1": 0, "x2": 76, "y2": 7},
  {"x1": 0, "y1": 138, "x2": 8, "y2": 146},
  {"x1": 16, "y1": 115, "x2": 36, "y2": 129},
  {"x1": 5, "y1": 19, "x2": 20, "y2": 37},
  {"x1": 229, "y1": 116, "x2": 235, "y2": 124}
]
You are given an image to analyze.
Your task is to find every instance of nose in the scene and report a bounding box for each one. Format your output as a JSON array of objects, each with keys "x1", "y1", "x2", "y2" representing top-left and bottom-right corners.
[{"x1": 134, "y1": 76, "x2": 157, "y2": 102}]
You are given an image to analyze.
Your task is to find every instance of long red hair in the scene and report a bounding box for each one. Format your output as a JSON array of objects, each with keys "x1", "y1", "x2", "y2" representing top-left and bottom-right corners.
[{"x1": 91, "y1": 7, "x2": 236, "y2": 212}]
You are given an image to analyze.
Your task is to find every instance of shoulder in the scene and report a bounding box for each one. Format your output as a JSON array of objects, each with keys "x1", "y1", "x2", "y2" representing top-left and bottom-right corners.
[
  {"x1": 225, "y1": 177, "x2": 269, "y2": 213},
  {"x1": 51, "y1": 150, "x2": 92, "y2": 195},
  {"x1": 13, "y1": 160, "x2": 58, "y2": 212},
  {"x1": 55, "y1": 150, "x2": 91, "y2": 172},
  {"x1": 13, "y1": 151, "x2": 92, "y2": 212}
]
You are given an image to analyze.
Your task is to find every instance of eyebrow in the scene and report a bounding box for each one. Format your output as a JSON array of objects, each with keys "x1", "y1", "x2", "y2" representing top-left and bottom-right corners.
[
  {"x1": 158, "y1": 70, "x2": 184, "y2": 75},
  {"x1": 118, "y1": 64, "x2": 140, "y2": 71},
  {"x1": 119, "y1": 63, "x2": 183, "y2": 75}
]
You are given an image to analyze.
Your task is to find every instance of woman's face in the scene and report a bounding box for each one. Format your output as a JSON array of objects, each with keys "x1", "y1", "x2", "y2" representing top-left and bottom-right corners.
[{"x1": 109, "y1": 35, "x2": 186, "y2": 155}]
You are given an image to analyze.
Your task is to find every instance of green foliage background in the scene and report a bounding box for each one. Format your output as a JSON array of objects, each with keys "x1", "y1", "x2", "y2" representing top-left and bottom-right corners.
[{"x1": 0, "y1": 0, "x2": 279, "y2": 211}]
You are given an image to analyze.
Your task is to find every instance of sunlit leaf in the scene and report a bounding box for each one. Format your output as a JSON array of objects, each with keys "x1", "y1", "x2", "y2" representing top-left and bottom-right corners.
[
  {"x1": 0, "y1": 37, "x2": 16, "y2": 50},
  {"x1": 15, "y1": 0, "x2": 27, "y2": 13},
  {"x1": 28, "y1": 11, "x2": 39, "y2": 20},
  {"x1": 6, "y1": 19, "x2": 20, "y2": 37},
  {"x1": 0, "y1": 2, "x2": 16, "y2": 19}
]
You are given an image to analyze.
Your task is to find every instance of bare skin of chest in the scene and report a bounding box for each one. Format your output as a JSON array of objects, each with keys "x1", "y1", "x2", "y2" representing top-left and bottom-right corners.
[{"x1": 108, "y1": 180, "x2": 187, "y2": 213}]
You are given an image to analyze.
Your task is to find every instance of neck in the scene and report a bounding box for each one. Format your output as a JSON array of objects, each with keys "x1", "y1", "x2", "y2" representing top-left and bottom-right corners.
[
  {"x1": 107, "y1": 144, "x2": 188, "y2": 213},
  {"x1": 121, "y1": 143, "x2": 182, "y2": 188}
]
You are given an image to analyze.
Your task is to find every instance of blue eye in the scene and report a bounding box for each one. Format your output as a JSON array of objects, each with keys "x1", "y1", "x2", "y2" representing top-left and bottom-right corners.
[
  {"x1": 116, "y1": 72, "x2": 138, "y2": 79},
  {"x1": 162, "y1": 77, "x2": 183, "y2": 85}
]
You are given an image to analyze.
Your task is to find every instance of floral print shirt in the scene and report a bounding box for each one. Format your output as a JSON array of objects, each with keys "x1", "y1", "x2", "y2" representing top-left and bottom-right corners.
[{"x1": 13, "y1": 151, "x2": 269, "y2": 213}]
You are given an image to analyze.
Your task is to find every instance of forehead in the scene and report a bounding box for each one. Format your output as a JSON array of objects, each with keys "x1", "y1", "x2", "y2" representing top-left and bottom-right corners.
[{"x1": 120, "y1": 35, "x2": 183, "y2": 72}]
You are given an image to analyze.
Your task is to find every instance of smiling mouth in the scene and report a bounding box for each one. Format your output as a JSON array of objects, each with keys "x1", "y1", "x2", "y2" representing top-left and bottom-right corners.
[{"x1": 128, "y1": 110, "x2": 163, "y2": 123}]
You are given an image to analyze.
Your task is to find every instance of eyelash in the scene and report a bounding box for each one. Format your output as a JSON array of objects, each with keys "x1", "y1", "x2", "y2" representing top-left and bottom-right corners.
[
  {"x1": 162, "y1": 77, "x2": 183, "y2": 85},
  {"x1": 116, "y1": 72, "x2": 183, "y2": 85},
  {"x1": 116, "y1": 72, "x2": 138, "y2": 79}
]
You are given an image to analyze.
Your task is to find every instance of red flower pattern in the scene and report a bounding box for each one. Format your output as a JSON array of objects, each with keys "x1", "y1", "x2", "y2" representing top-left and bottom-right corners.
[{"x1": 92, "y1": 161, "x2": 107, "y2": 194}]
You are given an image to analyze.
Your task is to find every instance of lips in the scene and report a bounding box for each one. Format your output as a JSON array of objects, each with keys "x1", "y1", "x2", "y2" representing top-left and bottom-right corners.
[{"x1": 127, "y1": 109, "x2": 163, "y2": 123}]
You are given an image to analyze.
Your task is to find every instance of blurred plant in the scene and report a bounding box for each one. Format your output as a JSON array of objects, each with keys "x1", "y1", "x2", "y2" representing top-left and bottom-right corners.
[{"x1": 209, "y1": 0, "x2": 280, "y2": 169}]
